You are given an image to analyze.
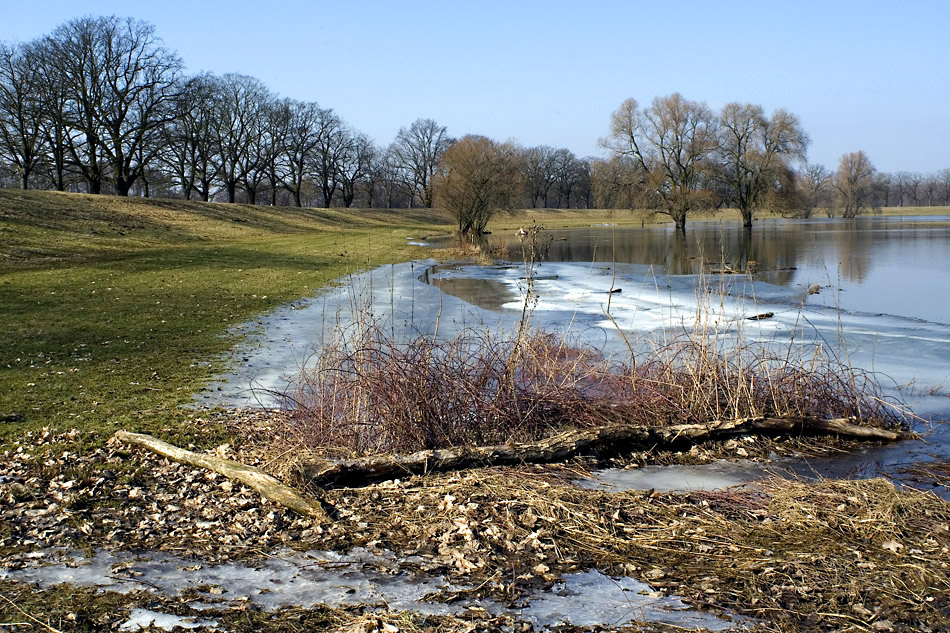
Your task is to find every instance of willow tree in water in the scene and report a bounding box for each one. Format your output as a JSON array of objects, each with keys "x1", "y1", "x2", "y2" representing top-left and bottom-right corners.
[
  {"x1": 717, "y1": 103, "x2": 809, "y2": 227},
  {"x1": 602, "y1": 93, "x2": 717, "y2": 231}
]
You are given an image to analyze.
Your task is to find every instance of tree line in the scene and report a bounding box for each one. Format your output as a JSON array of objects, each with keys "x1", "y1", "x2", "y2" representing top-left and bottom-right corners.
[{"x1": 2, "y1": 16, "x2": 948, "y2": 233}]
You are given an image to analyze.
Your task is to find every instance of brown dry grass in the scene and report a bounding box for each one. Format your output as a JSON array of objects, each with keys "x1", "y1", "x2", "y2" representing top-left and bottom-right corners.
[{"x1": 315, "y1": 467, "x2": 950, "y2": 632}]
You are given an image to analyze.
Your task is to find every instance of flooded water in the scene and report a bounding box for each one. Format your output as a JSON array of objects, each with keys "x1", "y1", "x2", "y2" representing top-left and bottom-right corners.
[
  {"x1": 449, "y1": 216, "x2": 950, "y2": 325},
  {"x1": 580, "y1": 418, "x2": 950, "y2": 501},
  {"x1": 199, "y1": 216, "x2": 950, "y2": 491}
]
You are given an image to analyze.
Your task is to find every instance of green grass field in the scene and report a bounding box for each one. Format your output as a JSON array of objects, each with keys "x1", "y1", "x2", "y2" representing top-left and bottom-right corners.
[{"x1": 0, "y1": 190, "x2": 452, "y2": 443}]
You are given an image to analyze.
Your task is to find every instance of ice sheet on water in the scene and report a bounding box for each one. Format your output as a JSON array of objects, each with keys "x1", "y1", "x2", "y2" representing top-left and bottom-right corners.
[
  {"x1": 578, "y1": 461, "x2": 771, "y2": 493},
  {"x1": 1, "y1": 548, "x2": 456, "y2": 616},
  {"x1": 477, "y1": 260, "x2": 950, "y2": 414},
  {"x1": 197, "y1": 258, "x2": 949, "y2": 419},
  {"x1": 195, "y1": 260, "x2": 505, "y2": 408}
]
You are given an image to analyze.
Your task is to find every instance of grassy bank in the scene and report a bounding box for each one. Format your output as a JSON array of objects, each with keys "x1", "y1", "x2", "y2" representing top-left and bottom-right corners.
[
  {"x1": 491, "y1": 205, "x2": 950, "y2": 230},
  {"x1": 0, "y1": 189, "x2": 452, "y2": 442}
]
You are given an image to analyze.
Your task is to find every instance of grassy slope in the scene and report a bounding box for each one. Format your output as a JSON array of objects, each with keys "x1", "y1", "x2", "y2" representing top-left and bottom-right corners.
[{"x1": 0, "y1": 189, "x2": 452, "y2": 442}]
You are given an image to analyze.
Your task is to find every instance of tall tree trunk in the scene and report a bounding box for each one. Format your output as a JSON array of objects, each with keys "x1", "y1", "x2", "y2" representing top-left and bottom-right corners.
[{"x1": 740, "y1": 204, "x2": 753, "y2": 228}]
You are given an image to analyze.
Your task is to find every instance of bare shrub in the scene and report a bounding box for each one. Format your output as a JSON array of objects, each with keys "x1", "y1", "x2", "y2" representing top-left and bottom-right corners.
[
  {"x1": 279, "y1": 319, "x2": 900, "y2": 456},
  {"x1": 280, "y1": 326, "x2": 633, "y2": 455}
]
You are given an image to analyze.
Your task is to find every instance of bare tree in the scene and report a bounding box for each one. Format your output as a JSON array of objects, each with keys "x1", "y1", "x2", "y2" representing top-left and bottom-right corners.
[
  {"x1": 833, "y1": 151, "x2": 876, "y2": 218},
  {"x1": 939, "y1": 168, "x2": 950, "y2": 206},
  {"x1": 558, "y1": 155, "x2": 591, "y2": 209},
  {"x1": 279, "y1": 100, "x2": 323, "y2": 207},
  {"x1": 392, "y1": 118, "x2": 452, "y2": 207},
  {"x1": 210, "y1": 74, "x2": 271, "y2": 203},
  {"x1": 893, "y1": 171, "x2": 910, "y2": 207},
  {"x1": 874, "y1": 172, "x2": 892, "y2": 208},
  {"x1": 602, "y1": 93, "x2": 718, "y2": 230},
  {"x1": 434, "y1": 135, "x2": 520, "y2": 235},
  {"x1": 590, "y1": 155, "x2": 647, "y2": 209},
  {"x1": 922, "y1": 173, "x2": 938, "y2": 207},
  {"x1": 550, "y1": 148, "x2": 579, "y2": 208},
  {"x1": 309, "y1": 107, "x2": 347, "y2": 207},
  {"x1": 0, "y1": 42, "x2": 47, "y2": 189},
  {"x1": 716, "y1": 103, "x2": 808, "y2": 227},
  {"x1": 238, "y1": 92, "x2": 281, "y2": 205},
  {"x1": 22, "y1": 38, "x2": 73, "y2": 191},
  {"x1": 520, "y1": 145, "x2": 558, "y2": 208},
  {"x1": 907, "y1": 172, "x2": 922, "y2": 206},
  {"x1": 372, "y1": 146, "x2": 411, "y2": 208},
  {"x1": 160, "y1": 73, "x2": 219, "y2": 200},
  {"x1": 41, "y1": 16, "x2": 182, "y2": 196},
  {"x1": 801, "y1": 163, "x2": 831, "y2": 213},
  {"x1": 337, "y1": 129, "x2": 375, "y2": 208}
]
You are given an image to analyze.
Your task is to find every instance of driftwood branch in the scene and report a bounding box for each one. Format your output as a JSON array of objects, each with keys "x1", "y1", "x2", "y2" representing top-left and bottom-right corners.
[
  {"x1": 115, "y1": 430, "x2": 328, "y2": 522},
  {"x1": 299, "y1": 416, "x2": 905, "y2": 489}
]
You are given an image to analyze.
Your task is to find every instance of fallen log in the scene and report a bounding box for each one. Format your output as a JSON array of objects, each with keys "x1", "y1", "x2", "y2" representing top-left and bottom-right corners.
[
  {"x1": 115, "y1": 430, "x2": 329, "y2": 522},
  {"x1": 299, "y1": 416, "x2": 905, "y2": 489}
]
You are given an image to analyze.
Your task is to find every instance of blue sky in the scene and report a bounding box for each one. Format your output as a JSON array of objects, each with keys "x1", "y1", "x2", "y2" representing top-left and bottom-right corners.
[{"x1": 3, "y1": 0, "x2": 948, "y2": 173}]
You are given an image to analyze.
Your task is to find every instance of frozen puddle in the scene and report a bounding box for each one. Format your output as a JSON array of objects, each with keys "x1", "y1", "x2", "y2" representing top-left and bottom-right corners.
[
  {"x1": 523, "y1": 569, "x2": 742, "y2": 630},
  {"x1": 2, "y1": 548, "x2": 456, "y2": 616},
  {"x1": 579, "y1": 460, "x2": 771, "y2": 493},
  {"x1": 2, "y1": 548, "x2": 748, "y2": 630},
  {"x1": 120, "y1": 609, "x2": 217, "y2": 631}
]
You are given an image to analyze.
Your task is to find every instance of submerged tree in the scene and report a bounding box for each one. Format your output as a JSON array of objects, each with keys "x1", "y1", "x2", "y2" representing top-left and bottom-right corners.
[
  {"x1": 833, "y1": 151, "x2": 876, "y2": 218},
  {"x1": 717, "y1": 103, "x2": 809, "y2": 227},
  {"x1": 602, "y1": 93, "x2": 718, "y2": 230},
  {"x1": 434, "y1": 135, "x2": 520, "y2": 236}
]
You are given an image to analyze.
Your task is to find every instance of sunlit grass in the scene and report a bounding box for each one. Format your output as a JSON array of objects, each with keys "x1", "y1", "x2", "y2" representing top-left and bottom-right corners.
[{"x1": 0, "y1": 189, "x2": 453, "y2": 443}]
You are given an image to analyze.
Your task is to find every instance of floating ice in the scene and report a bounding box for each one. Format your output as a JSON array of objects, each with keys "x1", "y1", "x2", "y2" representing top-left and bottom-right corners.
[{"x1": 579, "y1": 461, "x2": 771, "y2": 493}]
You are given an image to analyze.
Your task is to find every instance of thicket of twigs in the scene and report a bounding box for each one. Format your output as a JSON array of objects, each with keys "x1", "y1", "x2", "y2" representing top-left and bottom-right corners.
[{"x1": 279, "y1": 319, "x2": 900, "y2": 456}]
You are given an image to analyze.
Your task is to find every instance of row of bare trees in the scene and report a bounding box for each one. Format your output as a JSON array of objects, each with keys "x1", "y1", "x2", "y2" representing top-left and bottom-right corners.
[
  {"x1": 0, "y1": 17, "x2": 461, "y2": 208},
  {"x1": 2, "y1": 17, "x2": 948, "y2": 232},
  {"x1": 804, "y1": 161, "x2": 950, "y2": 213}
]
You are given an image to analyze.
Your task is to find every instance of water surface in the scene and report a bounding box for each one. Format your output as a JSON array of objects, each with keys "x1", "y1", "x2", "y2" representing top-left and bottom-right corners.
[{"x1": 447, "y1": 216, "x2": 950, "y2": 325}]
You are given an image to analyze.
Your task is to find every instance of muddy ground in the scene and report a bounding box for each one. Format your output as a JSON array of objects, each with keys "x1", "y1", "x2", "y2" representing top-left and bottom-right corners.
[{"x1": 1, "y1": 409, "x2": 949, "y2": 632}]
